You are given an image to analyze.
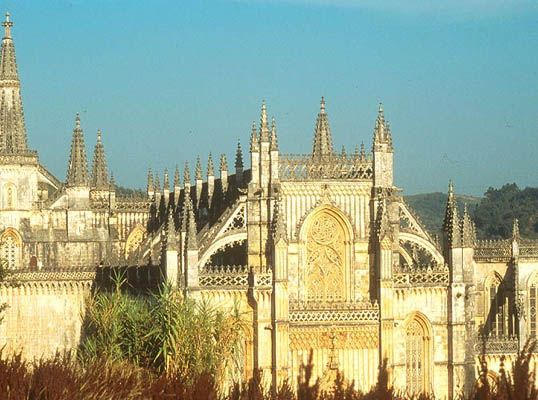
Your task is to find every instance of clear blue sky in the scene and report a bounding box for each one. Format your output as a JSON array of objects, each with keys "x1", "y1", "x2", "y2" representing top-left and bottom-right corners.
[{"x1": 7, "y1": 0, "x2": 538, "y2": 196}]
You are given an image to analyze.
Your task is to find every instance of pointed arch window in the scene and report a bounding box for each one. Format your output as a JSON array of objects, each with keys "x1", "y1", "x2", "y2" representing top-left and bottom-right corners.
[
  {"x1": 405, "y1": 315, "x2": 431, "y2": 395},
  {"x1": 0, "y1": 229, "x2": 21, "y2": 269}
]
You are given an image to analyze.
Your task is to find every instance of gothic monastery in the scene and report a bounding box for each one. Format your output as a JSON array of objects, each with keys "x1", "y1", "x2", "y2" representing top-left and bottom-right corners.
[{"x1": 0, "y1": 12, "x2": 536, "y2": 399}]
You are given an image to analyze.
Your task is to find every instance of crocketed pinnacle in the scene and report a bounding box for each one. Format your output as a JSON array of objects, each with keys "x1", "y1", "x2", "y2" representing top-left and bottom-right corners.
[
  {"x1": 154, "y1": 170, "x2": 161, "y2": 194},
  {"x1": 373, "y1": 102, "x2": 393, "y2": 149},
  {"x1": 360, "y1": 142, "x2": 366, "y2": 160},
  {"x1": 181, "y1": 190, "x2": 191, "y2": 232},
  {"x1": 183, "y1": 161, "x2": 190, "y2": 187},
  {"x1": 207, "y1": 153, "x2": 214, "y2": 176},
  {"x1": 272, "y1": 198, "x2": 287, "y2": 243},
  {"x1": 147, "y1": 168, "x2": 154, "y2": 193},
  {"x1": 270, "y1": 117, "x2": 278, "y2": 151},
  {"x1": 250, "y1": 121, "x2": 259, "y2": 152},
  {"x1": 443, "y1": 180, "x2": 461, "y2": 247},
  {"x1": 174, "y1": 165, "x2": 180, "y2": 188},
  {"x1": 0, "y1": 12, "x2": 29, "y2": 154},
  {"x1": 312, "y1": 96, "x2": 334, "y2": 157},
  {"x1": 186, "y1": 202, "x2": 198, "y2": 250},
  {"x1": 166, "y1": 210, "x2": 177, "y2": 249},
  {"x1": 235, "y1": 140, "x2": 243, "y2": 169},
  {"x1": 461, "y1": 203, "x2": 475, "y2": 247},
  {"x1": 220, "y1": 153, "x2": 228, "y2": 172},
  {"x1": 195, "y1": 156, "x2": 202, "y2": 180},
  {"x1": 91, "y1": 130, "x2": 109, "y2": 189},
  {"x1": 163, "y1": 168, "x2": 170, "y2": 191},
  {"x1": 66, "y1": 113, "x2": 90, "y2": 187},
  {"x1": 260, "y1": 101, "x2": 270, "y2": 142}
]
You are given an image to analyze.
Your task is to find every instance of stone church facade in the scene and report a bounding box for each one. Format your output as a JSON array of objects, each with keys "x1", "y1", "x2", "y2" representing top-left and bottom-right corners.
[{"x1": 0, "y1": 12, "x2": 536, "y2": 398}]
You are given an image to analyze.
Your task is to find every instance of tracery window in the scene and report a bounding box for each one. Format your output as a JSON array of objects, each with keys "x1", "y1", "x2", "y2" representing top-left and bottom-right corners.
[
  {"x1": 405, "y1": 316, "x2": 430, "y2": 395},
  {"x1": 0, "y1": 229, "x2": 21, "y2": 269},
  {"x1": 125, "y1": 226, "x2": 146, "y2": 258},
  {"x1": 305, "y1": 210, "x2": 346, "y2": 303}
]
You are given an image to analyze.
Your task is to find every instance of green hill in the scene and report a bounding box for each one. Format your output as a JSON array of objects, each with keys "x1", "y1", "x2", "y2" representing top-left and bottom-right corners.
[{"x1": 405, "y1": 184, "x2": 538, "y2": 240}]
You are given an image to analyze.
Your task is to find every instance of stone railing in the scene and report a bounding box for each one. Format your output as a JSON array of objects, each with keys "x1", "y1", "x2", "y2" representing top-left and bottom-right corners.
[
  {"x1": 393, "y1": 263, "x2": 449, "y2": 287},
  {"x1": 474, "y1": 335, "x2": 519, "y2": 354},
  {"x1": 279, "y1": 153, "x2": 373, "y2": 181},
  {"x1": 289, "y1": 300, "x2": 379, "y2": 324},
  {"x1": 0, "y1": 150, "x2": 39, "y2": 165},
  {"x1": 199, "y1": 265, "x2": 249, "y2": 288},
  {"x1": 474, "y1": 240, "x2": 512, "y2": 262}
]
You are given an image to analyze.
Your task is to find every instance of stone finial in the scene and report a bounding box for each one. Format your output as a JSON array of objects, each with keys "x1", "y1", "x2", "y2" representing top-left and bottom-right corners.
[
  {"x1": 195, "y1": 156, "x2": 202, "y2": 181},
  {"x1": 2, "y1": 12, "x2": 13, "y2": 38},
  {"x1": 163, "y1": 168, "x2": 170, "y2": 191},
  {"x1": 360, "y1": 142, "x2": 366, "y2": 160},
  {"x1": 312, "y1": 96, "x2": 334, "y2": 157},
  {"x1": 235, "y1": 140, "x2": 243, "y2": 169},
  {"x1": 270, "y1": 117, "x2": 278, "y2": 151},
  {"x1": 183, "y1": 161, "x2": 190, "y2": 187},
  {"x1": 207, "y1": 153, "x2": 214, "y2": 177},
  {"x1": 220, "y1": 153, "x2": 228, "y2": 172},
  {"x1": 250, "y1": 121, "x2": 259, "y2": 152},
  {"x1": 146, "y1": 168, "x2": 154, "y2": 194},
  {"x1": 340, "y1": 145, "x2": 346, "y2": 158},
  {"x1": 66, "y1": 113, "x2": 90, "y2": 187},
  {"x1": 260, "y1": 101, "x2": 270, "y2": 142},
  {"x1": 91, "y1": 130, "x2": 109, "y2": 189},
  {"x1": 174, "y1": 165, "x2": 181, "y2": 188}
]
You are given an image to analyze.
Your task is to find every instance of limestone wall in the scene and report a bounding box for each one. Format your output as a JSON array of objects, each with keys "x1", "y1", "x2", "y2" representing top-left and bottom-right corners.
[{"x1": 0, "y1": 281, "x2": 91, "y2": 360}]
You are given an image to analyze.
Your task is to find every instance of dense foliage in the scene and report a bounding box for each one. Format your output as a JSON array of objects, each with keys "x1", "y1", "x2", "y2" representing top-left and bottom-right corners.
[
  {"x1": 473, "y1": 184, "x2": 538, "y2": 239},
  {"x1": 78, "y1": 275, "x2": 246, "y2": 386}
]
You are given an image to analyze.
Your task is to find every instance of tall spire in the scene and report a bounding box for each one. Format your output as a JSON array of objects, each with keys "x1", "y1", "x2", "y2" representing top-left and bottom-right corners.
[
  {"x1": 91, "y1": 130, "x2": 109, "y2": 189},
  {"x1": 0, "y1": 12, "x2": 29, "y2": 154},
  {"x1": 312, "y1": 96, "x2": 334, "y2": 157},
  {"x1": 66, "y1": 113, "x2": 90, "y2": 187}
]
